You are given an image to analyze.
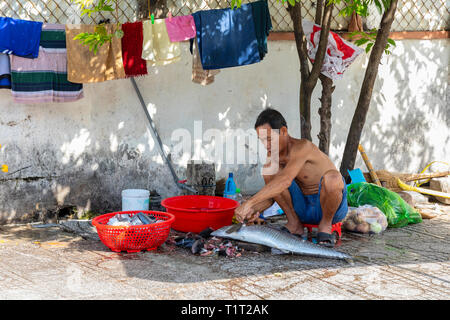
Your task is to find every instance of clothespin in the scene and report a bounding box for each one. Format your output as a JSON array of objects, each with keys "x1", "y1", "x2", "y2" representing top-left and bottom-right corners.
[
  {"x1": 151, "y1": 13, "x2": 155, "y2": 24},
  {"x1": 168, "y1": 11, "x2": 173, "y2": 22}
]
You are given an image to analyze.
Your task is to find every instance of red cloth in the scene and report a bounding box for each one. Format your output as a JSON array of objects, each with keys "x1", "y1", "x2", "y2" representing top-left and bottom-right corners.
[{"x1": 121, "y1": 21, "x2": 148, "y2": 77}]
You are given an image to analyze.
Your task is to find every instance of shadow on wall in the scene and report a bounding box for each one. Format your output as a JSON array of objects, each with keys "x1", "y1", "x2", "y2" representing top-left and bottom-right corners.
[
  {"x1": 0, "y1": 139, "x2": 181, "y2": 224},
  {"x1": 328, "y1": 39, "x2": 449, "y2": 172},
  {"x1": 0, "y1": 85, "x2": 185, "y2": 223}
]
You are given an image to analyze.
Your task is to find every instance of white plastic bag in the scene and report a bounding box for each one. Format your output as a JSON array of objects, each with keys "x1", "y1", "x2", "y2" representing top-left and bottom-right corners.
[
  {"x1": 302, "y1": 20, "x2": 363, "y2": 80},
  {"x1": 343, "y1": 205, "x2": 388, "y2": 234}
]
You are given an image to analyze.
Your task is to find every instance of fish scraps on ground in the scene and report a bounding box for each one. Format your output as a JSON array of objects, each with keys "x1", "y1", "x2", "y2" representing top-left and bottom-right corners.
[{"x1": 174, "y1": 227, "x2": 243, "y2": 258}]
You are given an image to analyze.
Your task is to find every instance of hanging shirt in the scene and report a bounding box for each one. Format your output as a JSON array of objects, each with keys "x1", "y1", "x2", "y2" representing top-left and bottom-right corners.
[
  {"x1": 165, "y1": 15, "x2": 196, "y2": 42},
  {"x1": 10, "y1": 24, "x2": 83, "y2": 104},
  {"x1": 0, "y1": 53, "x2": 11, "y2": 89},
  {"x1": 190, "y1": 37, "x2": 220, "y2": 86},
  {"x1": 302, "y1": 20, "x2": 363, "y2": 80},
  {"x1": 192, "y1": 4, "x2": 260, "y2": 70},
  {"x1": 121, "y1": 21, "x2": 148, "y2": 77},
  {"x1": 66, "y1": 24, "x2": 126, "y2": 83},
  {"x1": 250, "y1": 0, "x2": 273, "y2": 60},
  {"x1": 142, "y1": 19, "x2": 181, "y2": 66},
  {"x1": 0, "y1": 17, "x2": 42, "y2": 58}
]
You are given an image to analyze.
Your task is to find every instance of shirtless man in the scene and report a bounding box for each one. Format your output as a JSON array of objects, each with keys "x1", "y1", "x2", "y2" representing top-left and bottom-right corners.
[{"x1": 234, "y1": 108, "x2": 348, "y2": 247}]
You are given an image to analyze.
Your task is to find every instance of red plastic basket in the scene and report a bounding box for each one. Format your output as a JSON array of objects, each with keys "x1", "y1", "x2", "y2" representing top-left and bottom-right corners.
[
  {"x1": 161, "y1": 195, "x2": 239, "y2": 233},
  {"x1": 92, "y1": 211, "x2": 175, "y2": 253}
]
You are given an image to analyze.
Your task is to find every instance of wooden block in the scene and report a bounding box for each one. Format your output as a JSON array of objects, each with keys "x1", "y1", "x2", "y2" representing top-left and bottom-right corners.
[
  {"x1": 430, "y1": 177, "x2": 450, "y2": 205},
  {"x1": 234, "y1": 241, "x2": 270, "y2": 253},
  {"x1": 417, "y1": 209, "x2": 438, "y2": 219},
  {"x1": 397, "y1": 191, "x2": 429, "y2": 207},
  {"x1": 185, "y1": 160, "x2": 216, "y2": 196}
]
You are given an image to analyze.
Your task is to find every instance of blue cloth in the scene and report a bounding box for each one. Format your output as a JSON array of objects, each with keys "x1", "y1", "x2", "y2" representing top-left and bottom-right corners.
[
  {"x1": 250, "y1": 0, "x2": 272, "y2": 60},
  {"x1": 192, "y1": 4, "x2": 260, "y2": 70},
  {"x1": 288, "y1": 176, "x2": 348, "y2": 225},
  {"x1": 0, "y1": 17, "x2": 42, "y2": 58}
]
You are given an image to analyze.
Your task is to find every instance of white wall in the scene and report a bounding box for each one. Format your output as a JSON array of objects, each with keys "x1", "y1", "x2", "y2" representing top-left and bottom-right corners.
[{"x1": 0, "y1": 39, "x2": 448, "y2": 222}]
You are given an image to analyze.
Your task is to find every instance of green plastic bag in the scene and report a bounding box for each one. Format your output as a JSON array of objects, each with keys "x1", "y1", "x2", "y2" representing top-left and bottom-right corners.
[{"x1": 347, "y1": 182, "x2": 422, "y2": 228}]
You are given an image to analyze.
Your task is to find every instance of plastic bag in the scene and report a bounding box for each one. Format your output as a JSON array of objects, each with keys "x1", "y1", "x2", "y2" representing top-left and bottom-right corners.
[
  {"x1": 343, "y1": 205, "x2": 388, "y2": 234},
  {"x1": 347, "y1": 182, "x2": 422, "y2": 228}
]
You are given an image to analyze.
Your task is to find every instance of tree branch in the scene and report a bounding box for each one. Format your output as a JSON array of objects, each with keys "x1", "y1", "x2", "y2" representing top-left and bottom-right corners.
[
  {"x1": 305, "y1": 2, "x2": 334, "y2": 90},
  {"x1": 287, "y1": 2, "x2": 311, "y2": 82},
  {"x1": 315, "y1": 0, "x2": 323, "y2": 25}
]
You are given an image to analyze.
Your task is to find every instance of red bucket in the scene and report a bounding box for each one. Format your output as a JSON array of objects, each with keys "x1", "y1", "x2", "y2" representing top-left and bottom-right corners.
[
  {"x1": 161, "y1": 195, "x2": 239, "y2": 233},
  {"x1": 92, "y1": 211, "x2": 175, "y2": 253}
]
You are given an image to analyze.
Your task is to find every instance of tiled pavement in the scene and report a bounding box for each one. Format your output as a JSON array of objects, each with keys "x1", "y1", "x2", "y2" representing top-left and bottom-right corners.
[{"x1": 0, "y1": 206, "x2": 449, "y2": 300}]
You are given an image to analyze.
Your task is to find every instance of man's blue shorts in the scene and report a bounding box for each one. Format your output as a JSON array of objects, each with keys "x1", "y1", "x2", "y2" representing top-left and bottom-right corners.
[{"x1": 288, "y1": 176, "x2": 348, "y2": 225}]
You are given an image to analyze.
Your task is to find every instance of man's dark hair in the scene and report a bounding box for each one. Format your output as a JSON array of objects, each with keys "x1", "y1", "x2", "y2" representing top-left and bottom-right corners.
[{"x1": 254, "y1": 108, "x2": 288, "y2": 130}]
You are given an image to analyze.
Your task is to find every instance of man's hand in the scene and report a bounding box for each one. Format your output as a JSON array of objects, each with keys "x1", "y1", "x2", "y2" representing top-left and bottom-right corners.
[{"x1": 234, "y1": 200, "x2": 259, "y2": 223}]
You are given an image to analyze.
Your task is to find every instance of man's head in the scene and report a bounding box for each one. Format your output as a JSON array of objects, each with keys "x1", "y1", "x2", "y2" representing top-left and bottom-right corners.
[{"x1": 254, "y1": 108, "x2": 289, "y2": 153}]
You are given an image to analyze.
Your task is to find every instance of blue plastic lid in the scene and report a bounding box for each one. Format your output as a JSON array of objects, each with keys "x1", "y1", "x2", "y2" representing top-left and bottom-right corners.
[{"x1": 228, "y1": 172, "x2": 233, "y2": 178}]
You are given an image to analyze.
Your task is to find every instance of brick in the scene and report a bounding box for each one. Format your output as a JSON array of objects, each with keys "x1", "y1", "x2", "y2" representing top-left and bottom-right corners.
[{"x1": 430, "y1": 177, "x2": 450, "y2": 205}]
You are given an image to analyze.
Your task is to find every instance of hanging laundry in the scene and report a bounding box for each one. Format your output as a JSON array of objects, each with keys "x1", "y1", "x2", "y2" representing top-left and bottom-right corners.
[
  {"x1": 9, "y1": 24, "x2": 83, "y2": 104},
  {"x1": 192, "y1": 4, "x2": 260, "y2": 70},
  {"x1": 0, "y1": 17, "x2": 42, "y2": 58},
  {"x1": 0, "y1": 53, "x2": 11, "y2": 89},
  {"x1": 165, "y1": 15, "x2": 196, "y2": 42},
  {"x1": 66, "y1": 24, "x2": 126, "y2": 83},
  {"x1": 142, "y1": 19, "x2": 181, "y2": 66},
  {"x1": 250, "y1": 0, "x2": 273, "y2": 61},
  {"x1": 121, "y1": 21, "x2": 148, "y2": 77},
  {"x1": 302, "y1": 20, "x2": 363, "y2": 80},
  {"x1": 190, "y1": 37, "x2": 220, "y2": 86},
  {"x1": 39, "y1": 23, "x2": 67, "y2": 49}
]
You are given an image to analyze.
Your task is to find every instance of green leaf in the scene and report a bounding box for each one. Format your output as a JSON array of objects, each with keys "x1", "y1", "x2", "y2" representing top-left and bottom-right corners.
[
  {"x1": 288, "y1": 0, "x2": 296, "y2": 6},
  {"x1": 102, "y1": 5, "x2": 114, "y2": 12},
  {"x1": 374, "y1": 0, "x2": 382, "y2": 14},
  {"x1": 81, "y1": 8, "x2": 91, "y2": 17},
  {"x1": 114, "y1": 29, "x2": 124, "y2": 39},
  {"x1": 355, "y1": 38, "x2": 370, "y2": 46},
  {"x1": 365, "y1": 42, "x2": 374, "y2": 53},
  {"x1": 382, "y1": 0, "x2": 392, "y2": 10},
  {"x1": 387, "y1": 38, "x2": 396, "y2": 46}
]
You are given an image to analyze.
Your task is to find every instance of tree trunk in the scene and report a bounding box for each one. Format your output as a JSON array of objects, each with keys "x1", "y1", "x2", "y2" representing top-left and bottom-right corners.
[
  {"x1": 136, "y1": 0, "x2": 168, "y2": 19},
  {"x1": 316, "y1": 0, "x2": 333, "y2": 155},
  {"x1": 288, "y1": 3, "x2": 312, "y2": 140},
  {"x1": 340, "y1": 0, "x2": 399, "y2": 179},
  {"x1": 288, "y1": 1, "x2": 334, "y2": 141},
  {"x1": 318, "y1": 74, "x2": 334, "y2": 155}
]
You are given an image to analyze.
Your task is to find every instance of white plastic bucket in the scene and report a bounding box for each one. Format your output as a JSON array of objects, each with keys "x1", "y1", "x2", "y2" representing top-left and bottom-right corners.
[{"x1": 122, "y1": 189, "x2": 150, "y2": 211}]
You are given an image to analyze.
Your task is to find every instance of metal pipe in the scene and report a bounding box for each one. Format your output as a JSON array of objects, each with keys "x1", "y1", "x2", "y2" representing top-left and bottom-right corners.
[{"x1": 130, "y1": 78, "x2": 198, "y2": 195}]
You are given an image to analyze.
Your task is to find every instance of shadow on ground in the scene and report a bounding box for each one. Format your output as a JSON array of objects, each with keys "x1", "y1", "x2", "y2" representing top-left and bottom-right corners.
[{"x1": 1, "y1": 207, "x2": 449, "y2": 286}]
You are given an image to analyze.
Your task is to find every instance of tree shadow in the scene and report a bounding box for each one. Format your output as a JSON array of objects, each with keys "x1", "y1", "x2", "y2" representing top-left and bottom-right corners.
[
  {"x1": 328, "y1": 39, "x2": 448, "y2": 173},
  {"x1": 52, "y1": 214, "x2": 450, "y2": 285}
]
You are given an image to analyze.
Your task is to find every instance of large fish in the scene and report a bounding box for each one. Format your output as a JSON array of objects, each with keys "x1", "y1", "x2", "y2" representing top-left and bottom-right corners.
[{"x1": 211, "y1": 225, "x2": 352, "y2": 261}]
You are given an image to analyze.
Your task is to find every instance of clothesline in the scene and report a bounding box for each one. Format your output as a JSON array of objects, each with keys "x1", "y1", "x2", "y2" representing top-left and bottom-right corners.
[{"x1": 0, "y1": 0, "x2": 362, "y2": 105}]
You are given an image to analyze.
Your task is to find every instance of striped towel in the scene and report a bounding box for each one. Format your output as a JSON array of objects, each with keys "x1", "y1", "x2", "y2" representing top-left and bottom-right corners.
[{"x1": 9, "y1": 24, "x2": 83, "y2": 104}]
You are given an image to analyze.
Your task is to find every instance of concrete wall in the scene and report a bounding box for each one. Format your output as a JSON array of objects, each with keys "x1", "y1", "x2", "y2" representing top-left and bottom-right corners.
[{"x1": 0, "y1": 39, "x2": 448, "y2": 223}]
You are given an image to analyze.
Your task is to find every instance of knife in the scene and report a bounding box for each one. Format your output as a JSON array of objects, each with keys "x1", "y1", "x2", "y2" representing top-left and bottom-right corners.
[{"x1": 226, "y1": 218, "x2": 248, "y2": 234}]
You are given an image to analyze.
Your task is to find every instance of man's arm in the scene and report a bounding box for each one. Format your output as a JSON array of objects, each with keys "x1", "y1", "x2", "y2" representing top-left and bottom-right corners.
[{"x1": 252, "y1": 198, "x2": 275, "y2": 213}]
